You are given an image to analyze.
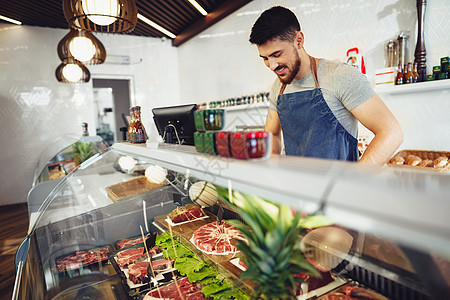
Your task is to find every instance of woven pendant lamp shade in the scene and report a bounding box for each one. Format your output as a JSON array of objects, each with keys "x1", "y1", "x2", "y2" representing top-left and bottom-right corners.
[
  {"x1": 62, "y1": 0, "x2": 137, "y2": 33},
  {"x1": 55, "y1": 58, "x2": 91, "y2": 83},
  {"x1": 58, "y1": 29, "x2": 106, "y2": 64}
]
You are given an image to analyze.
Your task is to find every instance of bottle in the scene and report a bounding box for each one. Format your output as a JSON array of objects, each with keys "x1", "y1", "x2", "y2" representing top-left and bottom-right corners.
[
  {"x1": 412, "y1": 62, "x2": 419, "y2": 83},
  {"x1": 81, "y1": 122, "x2": 89, "y2": 136},
  {"x1": 405, "y1": 62, "x2": 413, "y2": 84},
  {"x1": 133, "y1": 106, "x2": 147, "y2": 143},
  {"x1": 127, "y1": 107, "x2": 136, "y2": 143},
  {"x1": 403, "y1": 64, "x2": 409, "y2": 84},
  {"x1": 396, "y1": 64, "x2": 404, "y2": 85}
]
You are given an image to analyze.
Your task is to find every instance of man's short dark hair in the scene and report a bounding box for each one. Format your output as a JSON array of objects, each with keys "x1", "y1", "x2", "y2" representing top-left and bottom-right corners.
[{"x1": 249, "y1": 6, "x2": 301, "y2": 45}]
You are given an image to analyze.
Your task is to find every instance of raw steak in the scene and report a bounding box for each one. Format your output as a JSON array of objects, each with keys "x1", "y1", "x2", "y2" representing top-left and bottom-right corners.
[
  {"x1": 116, "y1": 246, "x2": 163, "y2": 268},
  {"x1": 143, "y1": 277, "x2": 206, "y2": 299},
  {"x1": 192, "y1": 221, "x2": 246, "y2": 254},
  {"x1": 116, "y1": 236, "x2": 148, "y2": 249},
  {"x1": 322, "y1": 284, "x2": 388, "y2": 300},
  {"x1": 56, "y1": 247, "x2": 109, "y2": 271},
  {"x1": 168, "y1": 203, "x2": 205, "y2": 223},
  {"x1": 128, "y1": 258, "x2": 174, "y2": 284},
  {"x1": 116, "y1": 247, "x2": 144, "y2": 267}
]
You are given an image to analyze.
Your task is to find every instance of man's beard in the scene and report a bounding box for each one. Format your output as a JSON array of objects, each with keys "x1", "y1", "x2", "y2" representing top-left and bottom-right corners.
[{"x1": 276, "y1": 51, "x2": 301, "y2": 84}]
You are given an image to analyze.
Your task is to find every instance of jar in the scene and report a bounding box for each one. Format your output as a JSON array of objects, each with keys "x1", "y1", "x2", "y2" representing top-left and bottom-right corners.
[
  {"x1": 230, "y1": 132, "x2": 247, "y2": 159},
  {"x1": 194, "y1": 132, "x2": 205, "y2": 153},
  {"x1": 203, "y1": 131, "x2": 216, "y2": 155},
  {"x1": 246, "y1": 131, "x2": 270, "y2": 159},
  {"x1": 215, "y1": 131, "x2": 231, "y2": 157}
]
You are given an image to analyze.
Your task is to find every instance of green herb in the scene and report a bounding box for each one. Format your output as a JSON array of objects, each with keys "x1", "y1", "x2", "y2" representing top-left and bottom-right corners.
[{"x1": 154, "y1": 232, "x2": 248, "y2": 299}]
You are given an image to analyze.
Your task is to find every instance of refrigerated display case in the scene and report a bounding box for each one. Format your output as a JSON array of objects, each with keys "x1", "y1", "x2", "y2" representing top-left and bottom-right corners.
[
  {"x1": 32, "y1": 134, "x2": 109, "y2": 186},
  {"x1": 14, "y1": 142, "x2": 450, "y2": 300}
]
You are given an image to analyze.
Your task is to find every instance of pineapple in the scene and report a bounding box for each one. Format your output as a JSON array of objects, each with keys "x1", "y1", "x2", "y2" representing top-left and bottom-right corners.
[
  {"x1": 72, "y1": 142, "x2": 95, "y2": 166},
  {"x1": 223, "y1": 191, "x2": 320, "y2": 299}
]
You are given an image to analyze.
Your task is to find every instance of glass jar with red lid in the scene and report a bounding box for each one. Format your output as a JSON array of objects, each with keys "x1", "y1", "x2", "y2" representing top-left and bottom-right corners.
[{"x1": 246, "y1": 131, "x2": 271, "y2": 159}]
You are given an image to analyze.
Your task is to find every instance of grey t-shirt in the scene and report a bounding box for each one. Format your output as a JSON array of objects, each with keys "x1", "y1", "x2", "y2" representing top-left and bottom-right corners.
[{"x1": 268, "y1": 59, "x2": 375, "y2": 138}]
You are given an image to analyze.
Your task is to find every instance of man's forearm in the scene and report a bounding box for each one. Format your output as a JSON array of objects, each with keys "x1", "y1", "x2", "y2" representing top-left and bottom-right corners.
[
  {"x1": 271, "y1": 132, "x2": 282, "y2": 154},
  {"x1": 358, "y1": 130, "x2": 403, "y2": 165}
]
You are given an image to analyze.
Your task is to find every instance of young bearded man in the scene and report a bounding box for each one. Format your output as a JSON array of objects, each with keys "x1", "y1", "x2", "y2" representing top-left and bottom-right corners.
[{"x1": 250, "y1": 6, "x2": 403, "y2": 165}]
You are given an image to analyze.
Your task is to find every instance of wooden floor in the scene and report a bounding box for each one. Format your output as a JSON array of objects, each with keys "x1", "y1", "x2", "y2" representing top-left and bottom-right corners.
[{"x1": 0, "y1": 203, "x2": 29, "y2": 300}]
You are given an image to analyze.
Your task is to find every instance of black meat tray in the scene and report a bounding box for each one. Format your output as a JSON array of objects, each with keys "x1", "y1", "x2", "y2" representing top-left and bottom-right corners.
[
  {"x1": 110, "y1": 253, "x2": 181, "y2": 299},
  {"x1": 54, "y1": 244, "x2": 116, "y2": 280}
]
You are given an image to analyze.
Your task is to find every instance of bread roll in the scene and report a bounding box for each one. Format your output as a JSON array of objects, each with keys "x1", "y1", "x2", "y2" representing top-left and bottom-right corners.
[
  {"x1": 418, "y1": 159, "x2": 433, "y2": 167},
  {"x1": 433, "y1": 156, "x2": 448, "y2": 168},
  {"x1": 389, "y1": 156, "x2": 405, "y2": 165},
  {"x1": 405, "y1": 155, "x2": 422, "y2": 166}
]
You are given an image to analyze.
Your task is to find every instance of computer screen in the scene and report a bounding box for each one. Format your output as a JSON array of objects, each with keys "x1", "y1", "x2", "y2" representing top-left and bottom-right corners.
[{"x1": 152, "y1": 104, "x2": 198, "y2": 146}]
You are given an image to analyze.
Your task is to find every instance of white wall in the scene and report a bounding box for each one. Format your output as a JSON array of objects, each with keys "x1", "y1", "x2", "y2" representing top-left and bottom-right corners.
[
  {"x1": 178, "y1": 0, "x2": 450, "y2": 150},
  {"x1": 0, "y1": 25, "x2": 178, "y2": 206}
]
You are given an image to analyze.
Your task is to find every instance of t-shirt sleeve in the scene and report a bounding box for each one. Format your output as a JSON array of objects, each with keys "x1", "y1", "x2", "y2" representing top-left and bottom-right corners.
[
  {"x1": 332, "y1": 63, "x2": 375, "y2": 111},
  {"x1": 268, "y1": 80, "x2": 282, "y2": 111}
]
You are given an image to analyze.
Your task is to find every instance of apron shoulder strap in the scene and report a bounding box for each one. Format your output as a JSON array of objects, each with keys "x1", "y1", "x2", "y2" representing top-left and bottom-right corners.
[
  {"x1": 309, "y1": 56, "x2": 319, "y2": 89},
  {"x1": 279, "y1": 83, "x2": 287, "y2": 95}
]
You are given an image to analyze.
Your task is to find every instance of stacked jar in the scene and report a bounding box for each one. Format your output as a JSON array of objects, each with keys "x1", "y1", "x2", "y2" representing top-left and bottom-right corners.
[
  {"x1": 193, "y1": 109, "x2": 272, "y2": 160},
  {"x1": 427, "y1": 57, "x2": 450, "y2": 81}
]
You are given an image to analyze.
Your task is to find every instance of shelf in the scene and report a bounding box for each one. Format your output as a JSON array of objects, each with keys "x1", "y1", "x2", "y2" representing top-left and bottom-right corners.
[
  {"x1": 112, "y1": 142, "x2": 450, "y2": 259},
  {"x1": 374, "y1": 79, "x2": 450, "y2": 95},
  {"x1": 220, "y1": 102, "x2": 269, "y2": 112}
]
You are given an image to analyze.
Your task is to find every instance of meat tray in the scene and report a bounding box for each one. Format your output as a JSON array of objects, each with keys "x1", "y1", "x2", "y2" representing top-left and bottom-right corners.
[
  {"x1": 105, "y1": 176, "x2": 167, "y2": 202},
  {"x1": 54, "y1": 244, "x2": 116, "y2": 279},
  {"x1": 110, "y1": 246, "x2": 181, "y2": 299}
]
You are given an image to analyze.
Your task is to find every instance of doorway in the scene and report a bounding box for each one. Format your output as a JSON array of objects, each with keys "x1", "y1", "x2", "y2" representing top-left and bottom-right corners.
[{"x1": 92, "y1": 78, "x2": 132, "y2": 145}]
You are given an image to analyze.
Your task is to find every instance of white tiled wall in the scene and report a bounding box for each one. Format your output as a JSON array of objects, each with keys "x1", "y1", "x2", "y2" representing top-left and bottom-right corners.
[
  {"x1": 0, "y1": 25, "x2": 178, "y2": 205},
  {"x1": 178, "y1": 0, "x2": 450, "y2": 149},
  {"x1": 1, "y1": 0, "x2": 449, "y2": 205}
]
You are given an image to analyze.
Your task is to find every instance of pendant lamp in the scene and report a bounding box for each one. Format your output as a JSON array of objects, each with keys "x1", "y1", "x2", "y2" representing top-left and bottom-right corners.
[
  {"x1": 55, "y1": 58, "x2": 91, "y2": 83},
  {"x1": 62, "y1": 0, "x2": 138, "y2": 33},
  {"x1": 58, "y1": 29, "x2": 106, "y2": 64}
]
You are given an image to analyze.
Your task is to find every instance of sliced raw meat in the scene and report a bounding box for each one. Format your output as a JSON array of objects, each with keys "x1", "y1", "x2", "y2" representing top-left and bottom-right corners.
[
  {"x1": 144, "y1": 277, "x2": 206, "y2": 299},
  {"x1": 116, "y1": 236, "x2": 148, "y2": 249},
  {"x1": 168, "y1": 203, "x2": 205, "y2": 223},
  {"x1": 128, "y1": 261, "x2": 149, "y2": 284},
  {"x1": 322, "y1": 294, "x2": 355, "y2": 300},
  {"x1": 56, "y1": 247, "x2": 109, "y2": 272},
  {"x1": 116, "y1": 247, "x2": 144, "y2": 268},
  {"x1": 342, "y1": 285, "x2": 388, "y2": 300},
  {"x1": 128, "y1": 259, "x2": 174, "y2": 284},
  {"x1": 192, "y1": 221, "x2": 246, "y2": 254},
  {"x1": 152, "y1": 258, "x2": 174, "y2": 272}
]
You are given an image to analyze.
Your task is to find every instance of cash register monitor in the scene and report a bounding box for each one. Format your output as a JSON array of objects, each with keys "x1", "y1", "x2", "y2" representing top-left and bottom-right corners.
[{"x1": 152, "y1": 104, "x2": 198, "y2": 146}]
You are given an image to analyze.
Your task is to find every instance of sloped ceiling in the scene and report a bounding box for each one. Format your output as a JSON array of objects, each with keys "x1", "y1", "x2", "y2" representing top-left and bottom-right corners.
[{"x1": 0, "y1": 0, "x2": 252, "y2": 46}]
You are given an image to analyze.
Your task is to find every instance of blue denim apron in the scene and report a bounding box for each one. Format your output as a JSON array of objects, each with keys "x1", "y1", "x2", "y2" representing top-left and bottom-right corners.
[{"x1": 277, "y1": 57, "x2": 359, "y2": 161}]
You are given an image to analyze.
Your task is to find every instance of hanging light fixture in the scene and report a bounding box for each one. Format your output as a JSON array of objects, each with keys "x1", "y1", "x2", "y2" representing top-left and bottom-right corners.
[
  {"x1": 55, "y1": 58, "x2": 91, "y2": 83},
  {"x1": 58, "y1": 29, "x2": 106, "y2": 64},
  {"x1": 62, "y1": 0, "x2": 138, "y2": 33}
]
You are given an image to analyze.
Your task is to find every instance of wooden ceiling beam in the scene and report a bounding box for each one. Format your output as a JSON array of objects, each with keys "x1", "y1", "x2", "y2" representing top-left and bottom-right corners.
[{"x1": 172, "y1": 0, "x2": 252, "y2": 47}]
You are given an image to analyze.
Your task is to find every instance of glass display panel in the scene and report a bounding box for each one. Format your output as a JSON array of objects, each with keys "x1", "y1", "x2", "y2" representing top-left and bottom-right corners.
[{"x1": 16, "y1": 144, "x2": 450, "y2": 300}]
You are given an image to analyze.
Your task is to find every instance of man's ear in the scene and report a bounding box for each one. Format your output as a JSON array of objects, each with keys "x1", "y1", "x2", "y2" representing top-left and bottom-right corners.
[{"x1": 296, "y1": 31, "x2": 304, "y2": 49}]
